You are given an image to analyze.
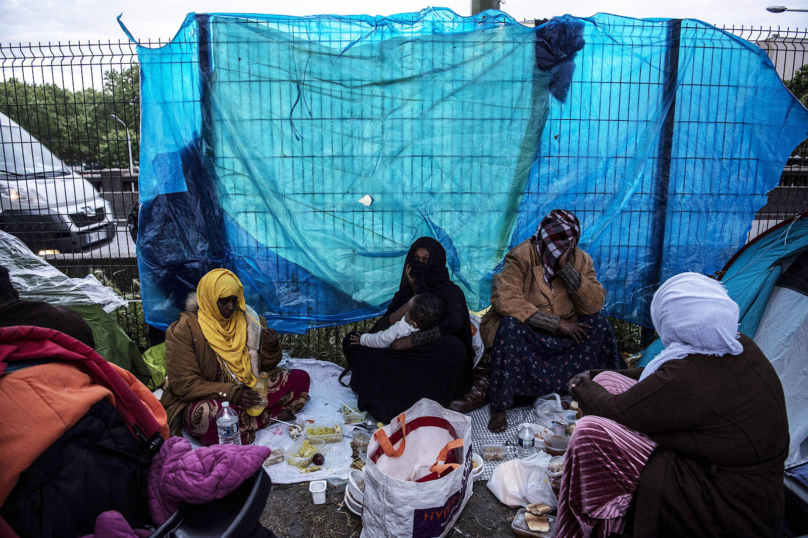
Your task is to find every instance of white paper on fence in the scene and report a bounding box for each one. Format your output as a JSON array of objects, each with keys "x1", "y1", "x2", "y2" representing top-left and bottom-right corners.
[
  {"x1": 469, "y1": 313, "x2": 484, "y2": 367},
  {"x1": 374, "y1": 423, "x2": 456, "y2": 481},
  {"x1": 362, "y1": 399, "x2": 474, "y2": 538},
  {"x1": 486, "y1": 451, "x2": 557, "y2": 508}
]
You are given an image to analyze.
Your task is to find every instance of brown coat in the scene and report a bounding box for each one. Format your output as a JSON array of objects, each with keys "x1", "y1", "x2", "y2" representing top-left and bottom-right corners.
[
  {"x1": 480, "y1": 238, "x2": 606, "y2": 348},
  {"x1": 160, "y1": 299, "x2": 282, "y2": 435},
  {"x1": 577, "y1": 335, "x2": 789, "y2": 538}
]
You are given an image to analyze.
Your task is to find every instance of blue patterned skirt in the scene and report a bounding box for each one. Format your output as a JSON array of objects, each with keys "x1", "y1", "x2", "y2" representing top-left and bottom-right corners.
[{"x1": 488, "y1": 313, "x2": 624, "y2": 411}]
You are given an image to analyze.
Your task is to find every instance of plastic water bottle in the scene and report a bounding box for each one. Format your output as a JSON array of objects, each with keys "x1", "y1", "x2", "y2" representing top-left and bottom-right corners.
[
  {"x1": 517, "y1": 425, "x2": 535, "y2": 458},
  {"x1": 216, "y1": 402, "x2": 242, "y2": 445}
]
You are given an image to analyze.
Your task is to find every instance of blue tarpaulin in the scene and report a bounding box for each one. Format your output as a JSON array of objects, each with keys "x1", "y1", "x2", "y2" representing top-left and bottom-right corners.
[{"x1": 121, "y1": 9, "x2": 808, "y2": 333}]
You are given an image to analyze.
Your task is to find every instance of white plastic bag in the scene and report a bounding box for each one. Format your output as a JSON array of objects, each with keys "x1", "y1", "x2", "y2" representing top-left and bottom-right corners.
[
  {"x1": 469, "y1": 313, "x2": 485, "y2": 367},
  {"x1": 361, "y1": 399, "x2": 473, "y2": 538},
  {"x1": 534, "y1": 393, "x2": 568, "y2": 430},
  {"x1": 486, "y1": 452, "x2": 557, "y2": 508}
]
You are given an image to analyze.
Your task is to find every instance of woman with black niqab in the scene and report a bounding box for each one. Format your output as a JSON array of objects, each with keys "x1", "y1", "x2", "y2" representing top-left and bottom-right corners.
[{"x1": 342, "y1": 237, "x2": 474, "y2": 422}]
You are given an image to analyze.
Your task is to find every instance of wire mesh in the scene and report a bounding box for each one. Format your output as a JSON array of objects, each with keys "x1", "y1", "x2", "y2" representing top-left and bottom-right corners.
[{"x1": 0, "y1": 21, "x2": 806, "y2": 353}]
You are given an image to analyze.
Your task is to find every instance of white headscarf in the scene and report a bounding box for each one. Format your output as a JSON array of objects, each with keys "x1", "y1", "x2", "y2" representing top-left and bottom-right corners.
[{"x1": 640, "y1": 272, "x2": 743, "y2": 382}]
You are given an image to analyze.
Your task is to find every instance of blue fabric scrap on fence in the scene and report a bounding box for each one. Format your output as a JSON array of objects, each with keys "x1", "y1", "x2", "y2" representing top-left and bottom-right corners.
[{"x1": 122, "y1": 9, "x2": 808, "y2": 333}]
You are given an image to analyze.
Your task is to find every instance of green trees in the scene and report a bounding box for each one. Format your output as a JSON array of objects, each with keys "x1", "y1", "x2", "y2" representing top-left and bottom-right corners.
[
  {"x1": 785, "y1": 64, "x2": 808, "y2": 108},
  {"x1": 785, "y1": 65, "x2": 808, "y2": 157},
  {"x1": 0, "y1": 65, "x2": 140, "y2": 169}
]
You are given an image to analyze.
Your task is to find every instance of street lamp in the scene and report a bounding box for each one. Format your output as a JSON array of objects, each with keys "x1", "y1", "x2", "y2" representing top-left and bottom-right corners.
[
  {"x1": 767, "y1": 5, "x2": 808, "y2": 12},
  {"x1": 110, "y1": 114, "x2": 134, "y2": 176}
]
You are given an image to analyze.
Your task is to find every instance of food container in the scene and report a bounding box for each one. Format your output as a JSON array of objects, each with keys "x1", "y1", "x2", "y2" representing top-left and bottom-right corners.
[
  {"x1": 263, "y1": 447, "x2": 285, "y2": 467},
  {"x1": 348, "y1": 469, "x2": 365, "y2": 504},
  {"x1": 305, "y1": 422, "x2": 344, "y2": 444},
  {"x1": 351, "y1": 431, "x2": 370, "y2": 452},
  {"x1": 546, "y1": 456, "x2": 564, "y2": 479},
  {"x1": 511, "y1": 509, "x2": 556, "y2": 537},
  {"x1": 564, "y1": 411, "x2": 578, "y2": 436},
  {"x1": 481, "y1": 443, "x2": 507, "y2": 461},
  {"x1": 288, "y1": 419, "x2": 313, "y2": 440},
  {"x1": 343, "y1": 488, "x2": 363, "y2": 516},
  {"x1": 286, "y1": 437, "x2": 325, "y2": 468},
  {"x1": 309, "y1": 480, "x2": 327, "y2": 505},
  {"x1": 544, "y1": 436, "x2": 569, "y2": 457},
  {"x1": 551, "y1": 420, "x2": 567, "y2": 438},
  {"x1": 327, "y1": 476, "x2": 349, "y2": 492},
  {"x1": 350, "y1": 453, "x2": 367, "y2": 471},
  {"x1": 342, "y1": 404, "x2": 367, "y2": 425},
  {"x1": 471, "y1": 453, "x2": 484, "y2": 481}
]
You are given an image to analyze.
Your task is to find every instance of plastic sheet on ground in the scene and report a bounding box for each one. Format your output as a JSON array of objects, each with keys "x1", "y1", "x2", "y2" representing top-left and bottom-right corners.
[
  {"x1": 0, "y1": 230, "x2": 128, "y2": 313},
  {"x1": 183, "y1": 355, "x2": 362, "y2": 484},
  {"x1": 123, "y1": 9, "x2": 808, "y2": 332}
]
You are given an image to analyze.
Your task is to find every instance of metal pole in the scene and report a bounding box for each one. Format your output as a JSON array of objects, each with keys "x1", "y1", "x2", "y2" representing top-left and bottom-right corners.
[
  {"x1": 471, "y1": 0, "x2": 500, "y2": 15},
  {"x1": 643, "y1": 18, "x2": 682, "y2": 345},
  {"x1": 125, "y1": 128, "x2": 133, "y2": 176},
  {"x1": 111, "y1": 114, "x2": 134, "y2": 175}
]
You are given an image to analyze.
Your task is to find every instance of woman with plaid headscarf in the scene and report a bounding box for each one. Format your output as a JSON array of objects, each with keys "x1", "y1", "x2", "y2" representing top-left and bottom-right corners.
[{"x1": 474, "y1": 209, "x2": 625, "y2": 433}]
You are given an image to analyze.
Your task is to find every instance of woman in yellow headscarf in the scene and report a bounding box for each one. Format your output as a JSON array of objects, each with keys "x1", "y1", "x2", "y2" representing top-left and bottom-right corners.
[{"x1": 161, "y1": 269, "x2": 310, "y2": 445}]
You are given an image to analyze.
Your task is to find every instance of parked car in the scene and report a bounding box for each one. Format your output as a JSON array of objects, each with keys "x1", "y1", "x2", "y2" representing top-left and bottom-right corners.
[{"x1": 0, "y1": 112, "x2": 115, "y2": 254}]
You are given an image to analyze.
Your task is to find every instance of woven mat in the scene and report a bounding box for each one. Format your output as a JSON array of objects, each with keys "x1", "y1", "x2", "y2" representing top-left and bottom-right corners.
[{"x1": 468, "y1": 404, "x2": 552, "y2": 481}]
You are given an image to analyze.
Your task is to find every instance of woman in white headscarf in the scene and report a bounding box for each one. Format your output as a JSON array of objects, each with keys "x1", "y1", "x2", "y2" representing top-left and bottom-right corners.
[{"x1": 555, "y1": 273, "x2": 789, "y2": 538}]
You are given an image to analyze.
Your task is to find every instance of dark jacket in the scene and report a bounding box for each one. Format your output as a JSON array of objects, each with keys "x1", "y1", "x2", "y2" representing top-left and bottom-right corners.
[
  {"x1": 575, "y1": 335, "x2": 789, "y2": 538},
  {"x1": 2, "y1": 399, "x2": 153, "y2": 538},
  {"x1": 0, "y1": 300, "x2": 95, "y2": 349}
]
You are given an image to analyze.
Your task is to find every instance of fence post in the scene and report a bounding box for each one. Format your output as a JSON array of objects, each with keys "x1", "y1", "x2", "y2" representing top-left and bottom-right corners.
[
  {"x1": 471, "y1": 0, "x2": 500, "y2": 15},
  {"x1": 642, "y1": 18, "x2": 682, "y2": 346}
]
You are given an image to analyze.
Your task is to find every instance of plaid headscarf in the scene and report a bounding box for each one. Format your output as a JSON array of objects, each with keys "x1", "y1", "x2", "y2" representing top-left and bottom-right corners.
[{"x1": 535, "y1": 209, "x2": 581, "y2": 288}]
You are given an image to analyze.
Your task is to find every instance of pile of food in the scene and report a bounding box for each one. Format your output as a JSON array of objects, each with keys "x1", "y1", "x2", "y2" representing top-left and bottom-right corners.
[
  {"x1": 305, "y1": 423, "x2": 344, "y2": 443},
  {"x1": 263, "y1": 448, "x2": 285, "y2": 467},
  {"x1": 482, "y1": 444, "x2": 507, "y2": 461},
  {"x1": 307, "y1": 425, "x2": 342, "y2": 436},
  {"x1": 548, "y1": 459, "x2": 563, "y2": 474},
  {"x1": 341, "y1": 405, "x2": 367, "y2": 424},
  {"x1": 301, "y1": 465, "x2": 322, "y2": 474},
  {"x1": 294, "y1": 440, "x2": 318, "y2": 459},
  {"x1": 288, "y1": 420, "x2": 312, "y2": 440},
  {"x1": 524, "y1": 503, "x2": 552, "y2": 533},
  {"x1": 350, "y1": 432, "x2": 370, "y2": 463}
]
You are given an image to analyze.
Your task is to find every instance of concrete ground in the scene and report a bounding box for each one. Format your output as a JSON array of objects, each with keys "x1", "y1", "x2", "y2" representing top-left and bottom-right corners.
[{"x1": 260, "y1": 480, "x2": 520, "y2": 538}]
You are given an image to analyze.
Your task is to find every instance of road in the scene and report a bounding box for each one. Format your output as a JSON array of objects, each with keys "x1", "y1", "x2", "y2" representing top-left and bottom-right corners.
[{"x1": 48, "y1": 223, "x2": 137, "y2": 261}]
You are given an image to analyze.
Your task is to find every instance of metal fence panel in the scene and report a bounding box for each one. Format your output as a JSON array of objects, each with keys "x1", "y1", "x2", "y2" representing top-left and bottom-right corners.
[{"x1": 1, "y1": 19, "x2": 807, "y2": 353}]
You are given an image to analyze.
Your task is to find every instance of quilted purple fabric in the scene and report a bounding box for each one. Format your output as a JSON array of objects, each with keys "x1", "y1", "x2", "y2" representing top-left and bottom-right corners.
[
  {"x1": 148, "y1": 436, "x2": 271, "y2": 526},
  {"x1": 77, "y1": 511, "x2": 152, "y2": 538}
]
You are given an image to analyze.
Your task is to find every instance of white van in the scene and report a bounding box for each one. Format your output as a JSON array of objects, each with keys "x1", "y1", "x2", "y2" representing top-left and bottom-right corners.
[{"x1": 0, "y1": 111, "x2": 114, "y2": 253}]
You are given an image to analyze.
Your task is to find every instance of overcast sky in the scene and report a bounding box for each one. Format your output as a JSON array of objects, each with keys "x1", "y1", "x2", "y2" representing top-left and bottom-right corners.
[{"x1": 1, "y1": 0, "x2": 807, "y2": 45}]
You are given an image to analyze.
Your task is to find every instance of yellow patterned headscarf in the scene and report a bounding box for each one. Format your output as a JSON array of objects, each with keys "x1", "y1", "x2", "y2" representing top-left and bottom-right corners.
[{"x1": 196, "y1": 269, "x2": 256, "y2": 387}]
